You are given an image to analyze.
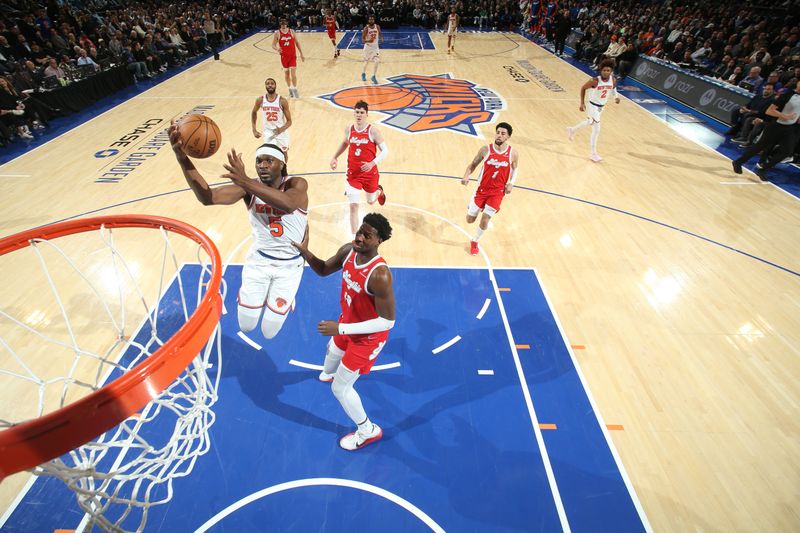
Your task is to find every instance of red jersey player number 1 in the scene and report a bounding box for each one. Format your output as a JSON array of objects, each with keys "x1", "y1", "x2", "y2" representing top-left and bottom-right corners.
[{"x1": 461, "y1": 122, "x2": 519, "y2": 256}]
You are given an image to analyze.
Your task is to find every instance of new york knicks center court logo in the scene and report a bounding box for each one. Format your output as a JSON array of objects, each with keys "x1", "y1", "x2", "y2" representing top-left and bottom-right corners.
[{"x1": 318, "y1": 74, "x2": 505, "y2": 137}]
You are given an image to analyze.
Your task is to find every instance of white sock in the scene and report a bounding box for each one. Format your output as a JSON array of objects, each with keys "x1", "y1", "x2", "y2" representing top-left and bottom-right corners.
[
  {"x1": 473, "y1": 227, "x2": 485, "y2": 242},
  {"x1": 590, "y1": 122, "x2": 601, "y2": 153},
  {"x1": 357, "y1": 418, "x2": 374, "y2": 434}
]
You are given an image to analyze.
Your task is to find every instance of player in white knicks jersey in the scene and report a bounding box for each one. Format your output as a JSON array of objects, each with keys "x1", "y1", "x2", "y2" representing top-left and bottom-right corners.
[
  {"x1": 251, "y1": 77, "x2": 292, "y2": 157},
  {"x1": 169, "y1": 123, "x2": 309, "y2": 341},
  {"x1": 566, "y1": 58, "x2": 620, "y2": 162},
  {"x1": 361, "y1": 15, "x2": 382, "y2": 84},
  {"x1": 446, "y1": 7, "x2": 459, "y2": 54}
]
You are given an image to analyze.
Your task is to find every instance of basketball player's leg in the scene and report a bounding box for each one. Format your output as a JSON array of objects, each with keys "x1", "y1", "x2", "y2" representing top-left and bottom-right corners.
[
  {"x1": 469, "y1": 195, "x2": 500, "y2": 255},
  {"x1": 589, "y1": 120, "x2": 602, "y2": 161},
  {"x1": 260, "y1": 258, "x2": 304, "y2": 339},
  {"x1": 363, "y1": 174, "x2": 385, "y2": 206},
  {"x1": 567, "y1": 116, "x2": 593, "y2": 140},
  {"x1": 282, "y1": 66, "x2": 291, "y2": 89},
  {"x1": 332, "y1": 341, "x2": 384, "y2": 450},
  {"x1": 345, "y1": 179, "x2": 363, "y2": 235},
  {"x1": 580, "y1": 106, "x2": 602, "y2": 160},
  {"x1": 237, "y1": 255, "x2": 271, "y2": 334},
  {"x1": 370, "y1": 54, "x2": 380, "y2": 83},
  {"x1": 319, "y1": 336, "x2": 347, "y2": 382},
  {"x1": 466, "y1": 194, "x2": 483, "y2": 224},
  {"x1": 289, "y1": 66, "x2": 298, "y2": 96}
]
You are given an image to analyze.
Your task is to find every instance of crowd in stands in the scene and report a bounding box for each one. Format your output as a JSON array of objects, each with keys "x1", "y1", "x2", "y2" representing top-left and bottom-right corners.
[
  {"x1": 0, "y1": 0, "x2": 527, "y2": 149},
  {"x1": 2, "y1": 0, "x2": 797, "y2": 167},
  {"x1": 557, "y1": 0, "x2": 799, "y2": 165},
  {"x1": 0, "y1": 0, "x2": 266, "y2": 147}
]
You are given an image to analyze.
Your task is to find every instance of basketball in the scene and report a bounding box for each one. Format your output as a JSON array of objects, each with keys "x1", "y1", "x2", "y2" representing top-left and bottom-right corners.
[
  {"x1": 332, "y1": 86, "x2": 423, "y2": 111},
  {"x1": 176, "y1": 114, "x2": 222, "y2": 159}
]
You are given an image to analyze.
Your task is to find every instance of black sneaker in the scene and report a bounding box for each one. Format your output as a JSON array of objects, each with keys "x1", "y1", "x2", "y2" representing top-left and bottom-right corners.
[{"x1": 732, "y1": 160, "x2": 743, "y2": 174}]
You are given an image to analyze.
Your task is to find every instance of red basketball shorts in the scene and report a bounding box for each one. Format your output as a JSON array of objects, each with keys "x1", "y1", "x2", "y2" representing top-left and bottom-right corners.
[
  {"x1": 333, "y1": 334, "x2": 387, "y2": 374},
  {"x1": 280, "y1": 54, "x2": 296, "y2": 69},
  {"x1": 470, "y1": 188, "x2": 505, "y2": 216},
  {"x1": 346, "y1": 169, "x2": 380, "y2": 193}
]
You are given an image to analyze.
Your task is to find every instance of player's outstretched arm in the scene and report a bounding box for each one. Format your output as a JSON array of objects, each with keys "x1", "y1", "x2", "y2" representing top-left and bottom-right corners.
[
  {"x1": 251, "y1": 96, "x2": 262, "y2": 138},
  {"x1": 169, "y1": 121, "x2": 245, "y2": 206},
  {"x1": 330, "y1": 126, "x2": 350, "y2": 169},
  {"x1": 293, "y1": 30, "x2": 304, "y2": 60},
  {"x1": 222, "y1": 149, "x2": 309, "y2": 212},
  {"x1": 292, "y1": 241, "x2": 352, "y2": 277},
  {"x1": 278, "y1": 96, "x2": 292, "y2": 134},
  {"x1": 505, "y1": 150, "x2": 520, "y2": 194},
  {"x1": 461, "y1": 145, "x2": 488, "y2": 185},
  {"x1": 579, "y1": 78, "x2": 596, "y2": 111},
  {"x1": 271, "y1": 31, "x2": 279, "y2": 51}
]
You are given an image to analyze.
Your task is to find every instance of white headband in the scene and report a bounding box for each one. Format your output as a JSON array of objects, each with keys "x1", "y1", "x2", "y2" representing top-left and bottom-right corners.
[{"x1": 255, "y1": 145, "x2": 285, "y2": 163}]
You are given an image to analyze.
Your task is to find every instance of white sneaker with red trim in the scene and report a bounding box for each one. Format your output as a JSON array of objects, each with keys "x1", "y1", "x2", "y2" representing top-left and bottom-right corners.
[{"x1": 339, "y1": 423, "x2": 382, "y2": 451}]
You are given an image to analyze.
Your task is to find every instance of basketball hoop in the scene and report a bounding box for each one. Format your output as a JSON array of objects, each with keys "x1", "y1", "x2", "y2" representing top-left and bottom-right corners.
[{"x1": 0, "y1": 215, "x2": 224, "y2": 532}]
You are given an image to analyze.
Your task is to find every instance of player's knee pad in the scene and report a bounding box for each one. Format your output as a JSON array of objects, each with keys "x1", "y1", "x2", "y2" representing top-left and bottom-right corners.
[
  {"x1": 466, "y1": 198, "x2": 481, "y2": 218},
  {"x1": 259, "y1": 308, "x2": 289, "y2": 340},
  {"x1": 365, "y1": 189, "x2": 379, "y2": 204},
  {"x1": 331, "y1": 362, "x2": 358, "y2": 400},
  {"x1": 331, "y1": 376, "x2": 350, "y2": 400}
]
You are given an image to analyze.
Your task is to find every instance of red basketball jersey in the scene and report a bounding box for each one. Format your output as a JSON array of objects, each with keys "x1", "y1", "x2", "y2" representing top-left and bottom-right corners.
[
  {"x1": 278, "y1": 29, "x2": 296, "y2": 61},
  {"x1": 325, "y1": 15, "x2": 337, "y2": 32},
  {"x1": 347, "y1": 124, "x2": 378, "y2": 178},
  {"x1": 478, "y1": 143, "x2": 512, "y2": 192},
  {"x1": 339, "y1": 250, "x2": 390, "y2": 343}
]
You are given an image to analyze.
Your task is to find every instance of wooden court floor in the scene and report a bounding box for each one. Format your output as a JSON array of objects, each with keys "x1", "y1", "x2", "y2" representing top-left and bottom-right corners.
[{"x1": 1, "y1": 30, "x2": 799, "y2": 531}]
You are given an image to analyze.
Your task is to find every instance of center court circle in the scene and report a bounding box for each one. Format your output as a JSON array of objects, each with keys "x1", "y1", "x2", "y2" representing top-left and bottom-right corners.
[{"x1": 194, "y1": 478, "x2": 446, "y2": 532}]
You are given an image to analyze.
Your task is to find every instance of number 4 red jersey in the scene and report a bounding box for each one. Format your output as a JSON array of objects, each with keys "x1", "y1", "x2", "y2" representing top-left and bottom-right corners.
[
  {"x1": 278, "y1": 28, "x2": 296, "y2": 61},
  {"x1": 339, "y1": 250, "x2": 390, "y2": 343},
  {"x1": 478, "y1": 143, "x2": 513, "y2": 192}
]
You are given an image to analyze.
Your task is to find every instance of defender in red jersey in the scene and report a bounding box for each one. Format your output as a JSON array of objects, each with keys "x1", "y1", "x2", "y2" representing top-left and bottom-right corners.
[
  {"x1": 461, "y1": 122, "x2": 519, "y2": 256},
  {"x1": 271, "y1": 18, "x2": 305, "y2": 98},
  {"x1": 324, "y1": 9, "x2": 340, "y2": 58},
  {"x1": 330, "y1": 101, "x2": 389, "y2": 236},
  {"x1": 293, "y1": 213, "x2": 395, "y2": 451}
]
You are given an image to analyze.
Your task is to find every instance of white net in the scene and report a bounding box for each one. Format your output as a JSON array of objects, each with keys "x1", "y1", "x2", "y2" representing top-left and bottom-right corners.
[{"x1": 0, "y1": 218, "x2": 224, "y2": 532}]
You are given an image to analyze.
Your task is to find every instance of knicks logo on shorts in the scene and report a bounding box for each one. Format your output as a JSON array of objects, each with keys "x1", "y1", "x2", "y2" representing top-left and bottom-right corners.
[{"x1": 318, "y1": 74, "x2": 506, "y2": 137}]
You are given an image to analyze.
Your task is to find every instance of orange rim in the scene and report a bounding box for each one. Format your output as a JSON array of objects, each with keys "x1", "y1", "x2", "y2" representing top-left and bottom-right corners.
[{"x1": 0, "y1": 215, "x2": 223, "y2": 480}]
